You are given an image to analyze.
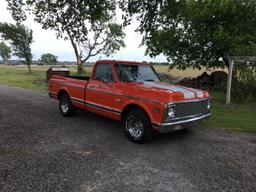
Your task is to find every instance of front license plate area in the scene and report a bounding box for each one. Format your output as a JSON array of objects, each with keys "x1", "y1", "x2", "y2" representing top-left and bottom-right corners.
[{"x1": 173, "y1": 125, "x2": 182, "y2": 131}]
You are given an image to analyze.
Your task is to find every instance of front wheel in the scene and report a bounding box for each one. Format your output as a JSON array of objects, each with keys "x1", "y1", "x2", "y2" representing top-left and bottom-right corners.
[
  {"x1": 124, "y1": 109, "x2": 154, "y2": 143},
  {"x1": 59, "y1": 94, "x2": 76, "y2": 117}
]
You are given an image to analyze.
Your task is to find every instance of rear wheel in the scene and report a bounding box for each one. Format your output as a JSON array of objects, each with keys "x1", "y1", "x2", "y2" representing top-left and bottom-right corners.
[
  {"x1": 124, "y1": 109, "x2": 154, "y2": 143},
  {"x1": 59, "y1": 94, "x2": 76, "y2": 117}
]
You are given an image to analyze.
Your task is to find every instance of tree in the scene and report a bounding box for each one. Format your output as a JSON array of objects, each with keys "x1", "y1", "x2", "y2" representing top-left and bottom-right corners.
[
  {"x1": 40, "y1": 53, "x2": 58, "y2": 65},
  {"x1": 121, "y1": 0, "x2": 256, "y2": 105},
  {"x1": 0, "y1": 42, "x2": 11, "y2": 65},
  {"x1": 7, "y1": 0, "x2": 125, "y2": 73},
  {"x1": 120, "y1": 0, "x2": 256, "y2": 69},
  {"x1": 0, "y1": 22, "x2": 33, "y2": 72}
]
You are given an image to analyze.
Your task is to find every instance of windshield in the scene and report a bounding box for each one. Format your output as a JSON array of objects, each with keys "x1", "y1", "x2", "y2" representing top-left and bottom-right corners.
[{"x1": 114, "y1": 64, "x2": 160, "y2": 82}]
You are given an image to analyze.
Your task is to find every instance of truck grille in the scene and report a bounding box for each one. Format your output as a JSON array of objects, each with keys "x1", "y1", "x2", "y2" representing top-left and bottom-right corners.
[
  {"x1": 165, "y1": 99, "x2": 210, "y2": 121},
  {"x1": 175, "y1": 99, "x2": 209, "y2": 117}
]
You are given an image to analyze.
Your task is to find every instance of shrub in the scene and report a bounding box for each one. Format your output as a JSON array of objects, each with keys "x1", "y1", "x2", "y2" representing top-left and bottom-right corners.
[{"x1": 232, "y1": 63, "x2": 256, "y2": 103}]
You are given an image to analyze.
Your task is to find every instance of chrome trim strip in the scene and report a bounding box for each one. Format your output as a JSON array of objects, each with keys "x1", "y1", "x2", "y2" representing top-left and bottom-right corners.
[
  {"x1": 70, "y1": 96, "x2": 122, "y2": 114},
  {"x1": 165, "y1": 98, "x2": 210, "y2": 107},
  {"x1": 71, "y1": 98, "x2": 85, "y2": 105},
  {"x1": 85, "y1": 101, "x2": 121, "y2": 113},
  {"x1": 65, "y1": 83, "x2": 85, "y2": 89},
  {"x1": 85, "y1": 101, "x2": 121, "y2": 114},
  {"x1": 113, "y1": 112, "x2": 121, "y2": 116},
  {"x1": 86, "y1": 103, "x2": 111, "y2": 113},
  {"x1": 70, "y1": 98, "x2": 121, "y2": 115},
  {"x1": 49, "y1": 92, "x2": 57, "y2": 98},
  {"x1": 167, "y1": 113, "x2": 209, "y2": 121},
  {"x1": 49, "y1": 91, "x2": 57, "y2": 96},
  {"x1": 70, "y1": 97, "x2": 85, "y2": 103},
  {"x1": 86, "y1": 87, "x2": 113, "y2": 94},
  {"x1": 86, "y1": 101, "x2": 111, "y2": 110},
  {"x1": 114, "y1": 99, "x2": 122, "y2": 103},
  {"x1": 86, "y1": 103, "x2": 121, "y2": 115},
  {"x1": 157, "y1": 113, "x2": 211, "y2": 127},
  {"x1": 53, "y1": 81, "x2": 85, "y2": 89}
]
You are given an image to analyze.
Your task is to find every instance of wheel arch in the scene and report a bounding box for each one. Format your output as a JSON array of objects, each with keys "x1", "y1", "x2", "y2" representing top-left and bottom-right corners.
[
  {"x1": 57, "y1": 89, "x2": 70, "y2": 100},
  {"x1": 121, "y1": 103, "x2": 152, "y2": 122}
]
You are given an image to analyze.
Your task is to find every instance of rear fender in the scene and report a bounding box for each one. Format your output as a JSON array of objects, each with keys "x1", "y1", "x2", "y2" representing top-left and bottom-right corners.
[{"x1": 57, "y1": 88, "x2": 70, "y2": 100}]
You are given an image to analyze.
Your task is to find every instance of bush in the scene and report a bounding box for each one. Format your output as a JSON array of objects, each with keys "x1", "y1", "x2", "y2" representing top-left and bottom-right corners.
[{"x1": 231, "y1": 63, "x2": 256, "y2": 103}]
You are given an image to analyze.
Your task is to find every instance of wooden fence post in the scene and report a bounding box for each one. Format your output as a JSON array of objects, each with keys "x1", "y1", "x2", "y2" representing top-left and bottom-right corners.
[{"x1": 226, "y1": 59, "x2": 234, "y2": 105}]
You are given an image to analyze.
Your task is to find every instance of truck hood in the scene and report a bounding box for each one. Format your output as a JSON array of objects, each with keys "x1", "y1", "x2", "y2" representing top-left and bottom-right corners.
[{"x1": 121, "y1": 81, "x2": 206, "y2": 104}]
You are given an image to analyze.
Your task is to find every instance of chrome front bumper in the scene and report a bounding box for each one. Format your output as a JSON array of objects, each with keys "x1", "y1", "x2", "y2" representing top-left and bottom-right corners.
[{"x1": 152, "y1": 113, "x2": 211, "y2": 133}]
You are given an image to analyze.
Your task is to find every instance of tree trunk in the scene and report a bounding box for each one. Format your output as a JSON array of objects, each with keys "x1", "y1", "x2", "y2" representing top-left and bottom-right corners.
[
  {"x1": 77, "y1": 53, "x2": 83, "y2": 74},
  {"x1": 3, "y1": 57, "x2": 8, "y2": 66},
  {"x1": 27, "y1": 64, "x2": 32, "y2": 73}
]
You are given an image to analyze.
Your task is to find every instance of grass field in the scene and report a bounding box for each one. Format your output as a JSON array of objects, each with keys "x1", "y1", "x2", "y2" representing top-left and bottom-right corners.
[
  {"x1": 0, "y1": 65, "x2": 87, "y2": 91},
  {"x1": 154, "y1": 65, "x2": 227, "y2": 77},
  {"x1": 202, "y1": 91, "x2": 256, "y2": 133},
  {"x1": 0, "y1": 65, "x2": 255, "y2": 133},
  {"x1": 0, "y1": 66, "x2": 48, "y2": 91}
]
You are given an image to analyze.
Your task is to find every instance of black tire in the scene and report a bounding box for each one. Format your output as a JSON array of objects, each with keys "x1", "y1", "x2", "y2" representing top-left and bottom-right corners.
[
  {"x1": 59, "y1": 94, "x2": 76, "y2": 117},
  {"x1": 124, "y1": 109, "x2": 154, "y2": 143}
]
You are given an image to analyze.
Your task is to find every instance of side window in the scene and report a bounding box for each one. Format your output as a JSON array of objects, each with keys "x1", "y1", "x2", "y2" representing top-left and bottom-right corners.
[{"x1": 94, "y1": 64, "x2": 114, "y2": 82}]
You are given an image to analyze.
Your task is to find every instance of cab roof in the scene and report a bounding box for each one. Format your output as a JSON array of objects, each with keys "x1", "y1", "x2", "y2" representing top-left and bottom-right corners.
[{"x1": 96, "y1": 59, "x2": 151, "y2": 65}]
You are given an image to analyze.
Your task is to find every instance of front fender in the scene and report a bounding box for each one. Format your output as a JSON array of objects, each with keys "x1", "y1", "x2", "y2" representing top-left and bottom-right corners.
[{"x1": 121, "y1": 99, "x2": 164, "y2": 125}]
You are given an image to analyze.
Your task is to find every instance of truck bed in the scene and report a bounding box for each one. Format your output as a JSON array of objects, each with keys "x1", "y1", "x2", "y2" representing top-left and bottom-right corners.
[{"x1": 49, "y1": 75, "x2": 89, "y2": 107}]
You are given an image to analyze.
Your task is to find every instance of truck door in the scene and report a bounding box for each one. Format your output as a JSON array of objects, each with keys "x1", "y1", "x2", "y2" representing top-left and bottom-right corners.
[{"x1": 86, "y1": 63, "x2": 120, "y2": 119}]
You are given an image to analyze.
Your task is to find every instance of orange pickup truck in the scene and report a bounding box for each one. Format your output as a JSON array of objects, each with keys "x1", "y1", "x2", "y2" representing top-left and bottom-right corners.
[{"x1": 49, "y1": 60, "x2": 211, "y2": 143}]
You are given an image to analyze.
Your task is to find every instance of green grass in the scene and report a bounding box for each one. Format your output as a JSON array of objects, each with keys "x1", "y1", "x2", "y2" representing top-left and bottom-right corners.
[
  {"x1": 0, "y1": 65, "x2": 90, "y2": 91},
  {"x1": 202, "y1": 91, "x2": 256, "y2": 133},
  {"x1": 0, "y1": 65, "x2": 255, "y2": 133},
  {"x1": 0, "y1": 66, "x2": 48, "y2": 91}
]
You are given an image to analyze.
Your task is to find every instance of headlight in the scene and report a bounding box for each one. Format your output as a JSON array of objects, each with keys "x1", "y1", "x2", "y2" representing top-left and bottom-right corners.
[
  {"x1": 168, "y1": 107, "x2": 175, "y2": 118},
  {"x1": 207, "y1": 100, "x2": 211, "y2": 110}
]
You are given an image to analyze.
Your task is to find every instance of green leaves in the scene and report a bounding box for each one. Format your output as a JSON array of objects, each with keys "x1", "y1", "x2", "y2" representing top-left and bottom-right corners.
[
  {"x1": 121, "y1": 0, "x2": 256, "y2": 69},
  {"x1": 0, "y1": 42, "x2": 12, "y2": 65},
  {"x1": 103, "y1": 23, "x2": 126, "y2": 56},
  {"x1": 40, "y1": 53, "x2": 58, "y2": 65},
  {"x1": 7, "y1": 0, "x2": 125, "y2": 72},
  {"x1": 0, "y1": 22, "x2": 33, "y2": 71}
]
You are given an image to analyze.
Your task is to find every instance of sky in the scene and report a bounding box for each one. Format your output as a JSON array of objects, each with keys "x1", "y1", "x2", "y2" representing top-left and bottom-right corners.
[{"x1": 0, "y1": 0, "x2": 167, "y2": 62}]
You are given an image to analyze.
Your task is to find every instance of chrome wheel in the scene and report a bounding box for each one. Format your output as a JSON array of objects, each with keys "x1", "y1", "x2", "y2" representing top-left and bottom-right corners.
[
  {"x1": 59, "y1": 94, "x2": 76, "y2": 117},
  {"x1": 125, "y1": 115, "x2": 144, "y2": 139},
  {"x1": 61, "y1": 103, "x2": 69, "y2": 113}
]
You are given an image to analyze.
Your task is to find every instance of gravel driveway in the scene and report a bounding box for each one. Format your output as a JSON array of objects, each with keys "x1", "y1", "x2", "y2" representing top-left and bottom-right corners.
[{"x1": 0, "y1": 85, "x2": 255, "y2": 192}]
